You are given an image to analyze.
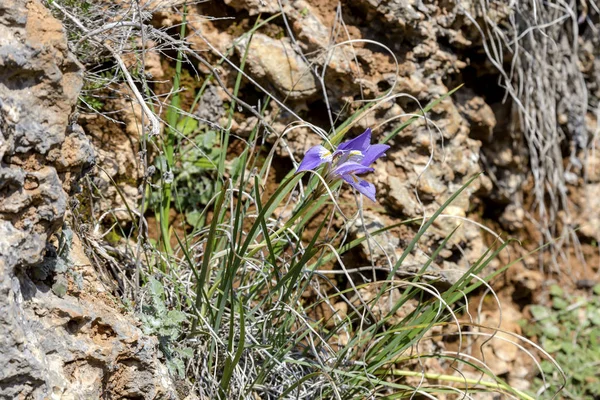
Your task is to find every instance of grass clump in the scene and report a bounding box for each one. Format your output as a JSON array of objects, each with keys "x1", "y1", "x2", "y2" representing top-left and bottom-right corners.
[{"x1": 139, "y1": 80, "x2": 555, "y2": 397}]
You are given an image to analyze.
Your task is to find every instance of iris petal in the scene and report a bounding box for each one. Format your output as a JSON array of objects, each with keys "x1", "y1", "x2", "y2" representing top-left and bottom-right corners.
[
  {"x1": 342, "y1": 174, "x2": 376, "y2": 202},
  {"x1": 361, "y1": 144, "x2": 390, "y2": 166},
  {"x1": 333, "y1": 161, "x2": 374, "y2": 177},
  {"x1": 296, "y1": 145, "x2": 332, "y2": 173},
  {"x1": 337, "y1": 128, "x2": 372, "y2": 152}
]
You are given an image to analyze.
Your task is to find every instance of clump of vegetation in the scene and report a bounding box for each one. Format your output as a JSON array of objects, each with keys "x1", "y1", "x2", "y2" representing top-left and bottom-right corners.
[
  {"x1": 138, "y1": 277, "x2": 191, "y2": 378},
  {"x1": 523, "y1": 284, "x2": 600, "y2": 398},
  {"x1": 172, "y1": 125, "x2": 221, "y2": 227}
]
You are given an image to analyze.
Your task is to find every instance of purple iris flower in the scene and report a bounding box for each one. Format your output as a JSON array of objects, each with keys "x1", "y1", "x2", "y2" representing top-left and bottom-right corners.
[{"x1": 296, "y1": 128, "x2": 389, "y2": 202}]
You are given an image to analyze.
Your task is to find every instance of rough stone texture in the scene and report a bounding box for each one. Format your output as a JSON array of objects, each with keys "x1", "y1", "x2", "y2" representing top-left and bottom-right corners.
[
  {"x1": 53, "y1": 0, "x2": 598, "y2": 397},
  {"x1": 0, "y1": 1, "x2": 176, "y2": 398},
  {"x1": 0, "y1": 0, "x2": 91, "y2": 265},
  {"x1": 236, "y1": 33, "x2": 318, "y2": 101},
  {"x1": 31, "y1": 0, "x2": 597, "y2": 397},
  {"x1": 350, "y1": 211, "x2": 400, "y2": 263},
  {"x1": 576, "y1": 117, "x2": 600, "y2": 240},
  {"x1": 5, "y1": 235, "x2": 178, "y2": 400}
]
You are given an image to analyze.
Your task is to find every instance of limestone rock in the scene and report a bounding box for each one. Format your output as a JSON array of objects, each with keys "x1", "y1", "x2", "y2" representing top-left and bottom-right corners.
[
  {"x1": 578, "y1": 183, "x2": 600, "y2": 239},
  {"x1": 455, "y1": 91, "x2": 497, "y2": 140},
  {"x1": 0, "y1": 1, "x2": 176, "y2": 398},
  {"x1": 0, "y1": 0, "x2": 91, "y2": 265},
  {"x1": 0, "y1": 0, "x2": 92, "y2": 262},
  {"x1": 236, "y1": 33, "x2": 318, "y2": 101},
  {"x1": 349, "y1": 211, "x2": 400, "y2": 262},
  {"x1": 376, "y1": 97, "x2": 490, "y2": 276},
  {"x1": 499, "y1": 203, "x2": 526, "y2": 231},
  {"x1": 477, "y1": 305, "x2": 535, "y2": 390}
]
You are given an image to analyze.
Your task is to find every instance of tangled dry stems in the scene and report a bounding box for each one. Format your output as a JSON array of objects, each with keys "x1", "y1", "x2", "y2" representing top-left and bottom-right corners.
[{"x1": 463, "y1": 0, "x2": 596, "y2": 271}]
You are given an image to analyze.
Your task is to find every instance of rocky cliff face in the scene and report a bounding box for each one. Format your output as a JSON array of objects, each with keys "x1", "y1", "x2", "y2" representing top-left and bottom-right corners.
[
  {"x1": 2, "y1": 0, "x2": 598, "y2": 397},
  {"x1": 0, "y1": 1, "x2": 176, "y2": 398}
]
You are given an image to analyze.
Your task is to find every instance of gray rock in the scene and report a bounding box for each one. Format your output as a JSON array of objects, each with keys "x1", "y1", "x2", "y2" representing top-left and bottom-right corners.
[
  {"x1": 0, "y1": 1, "x2": 176, "y2": 398},
  {"x1": 195, "y1": 84, "x2": 226, "y2": 126},
  {"x1": 350, "y1": 211, "x2": 400, "y2": 262},
  {"x1": 0, "y1": 0, "x2": 87, "y2": 267},
  {"x1": 577, "y1": 183, "x2": 600, "y2": 239}
]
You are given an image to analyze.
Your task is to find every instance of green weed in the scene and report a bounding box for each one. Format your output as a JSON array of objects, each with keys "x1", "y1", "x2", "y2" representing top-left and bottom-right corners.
[{"x1": 523, "y1": 284, "x2": 600, "y2": 398}]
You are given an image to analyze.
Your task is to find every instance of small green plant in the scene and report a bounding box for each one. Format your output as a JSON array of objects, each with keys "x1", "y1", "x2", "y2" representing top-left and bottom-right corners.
[
  {"x1": 522, "y1": 284, "x2": 600, "y2": 398},
  {"x1": 148, "y1": 121, "x2": 221, "y2": 229},
  {"x1": 172, "y1": 125, "x2": 221, "y2": 227},
  {"x1": 80, "y1": 94, "x2": 104, "y2": 112},
  {"x1": 138, "y1": 277, "x2": 191, "y2": 378},
  {"x1": 153, "y1": 6, "x2": 187, "y2": 257}
]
